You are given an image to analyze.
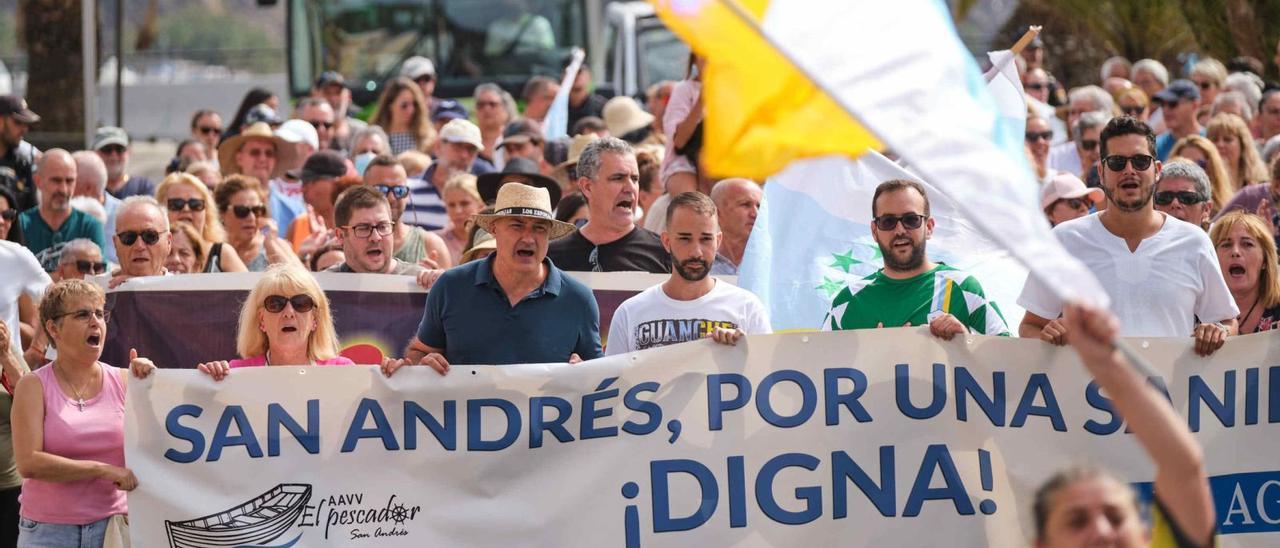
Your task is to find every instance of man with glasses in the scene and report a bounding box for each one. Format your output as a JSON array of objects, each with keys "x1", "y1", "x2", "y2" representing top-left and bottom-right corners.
[
  {"x1": 311, "y1": 71, "x2": 366, "y2": 153},
  {"x1": 284, "y1": 151, "x2": 345, "y2": 254},
  {"x1": 363, "y1": 155, "x2": 451, "y2": 269},
  {"x1": 294, "y1": 98, "x2": 337, "y2": 153},
  {"x1": 93, "y1": 127, "x2": 155, "y2": 199},
  {"x1": 1073, "y1": 111, "x2": 1110, "y2": 183},
  {"x1": 18, "y1": 149, "x2": 106, "y2": 257},
  {"x1": 547, "y1": 138, "x2": 669, "y2": 273},
  {"x1": 51, "y1": 239, "x2": 105, "y2": 282},
  {"x1": 1153, "y1": 80, "x2": 1204, "y2": 162},
  {"x1": 189, "y1": 109, "x2": 223, "y2": 168},
  {"x1": 1022, "y1": 68, "x2": 1052, "y2": 105},
  {"x1": 1153, "y1": 160, "x2": 1212, "y2": 230},
  {"x1": 325, "y1": 186, "x2": 435, "y2": 290},
  {"x1": 107, "y1": 196, "x2": 172, "y2": 287},
  {"x1": 1019, "y1": 116, "x2": 1236, "y2": 356},
  {"x1": 0, "y1": 95, "x2": 40, "y2": 211},
  {"x1": 823, "y1": 179, "x2": 1008, "y2": 338}
]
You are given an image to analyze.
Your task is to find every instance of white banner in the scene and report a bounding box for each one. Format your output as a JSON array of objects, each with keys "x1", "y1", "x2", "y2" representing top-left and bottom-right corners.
[{"x1": 126, "y1": 329, "x2": 1280, "y2": 546}]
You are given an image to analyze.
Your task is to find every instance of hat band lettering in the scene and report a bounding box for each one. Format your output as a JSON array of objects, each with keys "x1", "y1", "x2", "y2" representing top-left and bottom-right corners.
[{"x1": 494, "y1": 207, "x2": 553, "y2": 220}]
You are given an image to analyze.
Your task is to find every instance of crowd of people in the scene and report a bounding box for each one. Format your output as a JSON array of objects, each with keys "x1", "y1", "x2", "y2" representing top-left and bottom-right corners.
[{"x1": 2, "y1": 34, "x2": 1278, "y2": 545}]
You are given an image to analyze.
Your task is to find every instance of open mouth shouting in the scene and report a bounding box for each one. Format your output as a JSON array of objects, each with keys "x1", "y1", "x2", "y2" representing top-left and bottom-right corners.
[
  {"x1": 614, "y1": 196, "x2": 634, "y2": 214},
  {"x1": 1227, "y1": 262, "x2": 1248, "y2": 281},
  {"x1": 86, "y1": 332, "x2": 103, "y2": 348}
]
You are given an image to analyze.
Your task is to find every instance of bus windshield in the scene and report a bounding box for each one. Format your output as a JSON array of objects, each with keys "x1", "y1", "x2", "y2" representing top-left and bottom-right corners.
[{"x1": 296, "y1": 0, "x2": 588, "y2": 103}]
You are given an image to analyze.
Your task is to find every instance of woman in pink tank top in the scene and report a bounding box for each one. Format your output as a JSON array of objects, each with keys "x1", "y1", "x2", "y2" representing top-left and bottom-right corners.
[
  {"x1": 196, "y1": 264, "x2": 374, "y2": 381},
  {"x1": 10, "y1": 280, "x2": 157, "y2": 547}
]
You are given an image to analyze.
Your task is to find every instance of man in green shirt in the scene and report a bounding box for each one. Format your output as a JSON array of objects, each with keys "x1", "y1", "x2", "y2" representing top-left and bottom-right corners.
[
  {"x1": 825, "y1": 179, "x2": 1008, "y2": 338},
  {"x1": 17, "y1": 149, "x2": 106, "y2": 259}
]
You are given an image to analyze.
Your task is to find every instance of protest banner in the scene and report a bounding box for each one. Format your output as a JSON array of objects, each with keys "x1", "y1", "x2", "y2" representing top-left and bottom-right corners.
[
  {"x1": 101, "y1": 271, "x2": 673, "y2": 369},
  {"x1": 126, "y1": 328, "x2": 1280, "y2": 546}
]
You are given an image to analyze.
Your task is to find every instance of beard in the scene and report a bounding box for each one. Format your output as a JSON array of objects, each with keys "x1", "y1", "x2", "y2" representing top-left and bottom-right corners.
[
  {"x1": 1102, "y1": 180, "x2": 1155, "y2": 212},
  {"x1": 674, "y1": 257, "x2": 710, "y2": 281},
  {"x1": 879, "y1": 236, "x2": 927, "y2": 272}
]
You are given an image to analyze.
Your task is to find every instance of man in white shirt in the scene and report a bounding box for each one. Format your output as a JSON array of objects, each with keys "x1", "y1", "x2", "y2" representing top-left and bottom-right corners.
[
  {"x1": 0, "y1": 241, "x2": 50, "y2": 355},
  {"x1": 1018, "y1": 116, "x2": 1237, "y2": 356},
  {"x1": 607, "y1": 192, "x2": 770, "y2": 355}
]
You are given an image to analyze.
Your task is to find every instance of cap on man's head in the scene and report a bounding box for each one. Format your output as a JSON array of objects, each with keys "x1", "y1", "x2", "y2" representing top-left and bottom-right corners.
[
  {"x1": 400, "y1": 56, "x2": 436, "y2": 81},
  {"x1": 498, "y1": 119, "x2": 543, "y2": 149},
  {"x1": 315, "y1": 71, "x2": 346, "y2": 89},
  {"x1": 0, "y1": 95, "x2": 40, "y2": 124},
  {"x1": 430, "y1": 99, "x2": 468, "y2": 123},
  {"x1": 276, "y1": 119, "x2": 319, "y2": 149},
  {"x1": 438, "y1": 119, "x2": 484, "y2": 150},
  {"x1": 291, "y1": 150, "x2": 348, "y2": 183},
  {"x1": 245, "y1": 104, "x2": 283, "y2": 126},
  {"x1": 92, "y1": 126, "x2": 129, "y2": 150},
  {"x1": 1154, "y1": 79, "x2": 1200, "y2": 104}
]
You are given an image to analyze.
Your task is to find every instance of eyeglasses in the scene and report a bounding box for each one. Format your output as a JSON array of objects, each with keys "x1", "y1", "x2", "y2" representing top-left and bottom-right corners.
[
  {"x1": 1153, "y1": 191, "x2": 1206, "y2": 206},
  {"x1": 1103, "y1": 154, "x2": 1155, "y2": 172},
  {"x1": 197, "y1": 125, "x2": 222, "y2": 135},
  {"x1": 167, "y1": 198, "x2": 206, "y2": 212},
  {"x1": 373, "y1": 184, "x2": 410, "y2": 199},
  {"x1": 99, "y1": 145, "x2": 126, "y2": 156},
  {"x1": 1121, "y1": 106, "x2": 1145, "y2": 116},
  {"x1": 117, "y1": 229, "x2": 161, "y2": 246},
  {"x1": 415, "y1": 75, "x2": 434, "y2": 85},
  {"x1": 309, "y1": 120, "x2": 334, "y2": 130},
  {"x1": 1054, "y1": 198, "x2": 1087, "y2": 210},
  {"x1": 343, "y1": 221, "x2": 394, "y2": 239},
  {"x1": 75, "y1": 260, "x2": 108, "y2": 275},
  {"x1": 1195, "y1": 81, "x2": 1213, "y2": 90},
  {"x1": 54, "y1": 308, "x2": 108, "y2": 322},
  {"x1": 1025, "y1": 131, "x2": 1053, "y2": 142},
  {"x1": 1080, "y1": 139, "x2": 1098, "y2": 151},
  {"x1": 231, "y1": 204, "x2": 268, "y2": 218},
  {"x1": 1024, "y1": 83, "x2": 1048, "y2": 91},
  {"x1": 873, "y1": 213, "x2": 928, "y2": 231},
  {"x1": 263, "y1": 294, "x2": 316, "y2": 314},
  {"x1": 0, "y1": 209, "x2": 15, "y2": 221}
]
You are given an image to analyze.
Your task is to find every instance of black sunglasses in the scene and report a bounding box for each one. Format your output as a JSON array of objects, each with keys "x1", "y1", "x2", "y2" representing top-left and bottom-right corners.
[
  {"x1": 198, "y1": 125, "x2": 222, "y2": 135},
  {"x1": 1121, "y1": 106, "x2": 1145, "y2": 116},
  {"x1": 1153, "y1": 191, "x2": 1206, "y2": 206},
  {"x1": 1103, "y1": 154, "x2": 1154, "y2": 172},
  {"x1": 309, "y1": 121, "x2": 334, "y2": 130},
  {"x1": 1024, "y1": 83, "x2": 1048, "y2": 91},
  {"x1": 231, "y1": 204, "x2": 268, "y2": 219},
  {"x1": 167, "y1": 198, "x2": 206, "y2": 212},
  {"x1": 1025, "y1": 131, "x2": 1053, "y2": 142},
  {"x1": 374, "y1": 184, "x2": 410, "y2": 199},
  {"x1": 75, "y1": 260, "x2": 108, "y2": 275},
  {"x1": 263, "y1": 294, "x2": 316, "y2": 314},
  {"x1": 874, "y1": 213, "x2": 928, "y2": 231},
  {"x1": 0, "y1": 209, "x2": 15, "y2": 221},
  {"x1": 117, "y1": 229, "x2": 161, "y2": 246},
  {"x1": 1079, "y1": 139, "x2": 1098, "y2": 151}
]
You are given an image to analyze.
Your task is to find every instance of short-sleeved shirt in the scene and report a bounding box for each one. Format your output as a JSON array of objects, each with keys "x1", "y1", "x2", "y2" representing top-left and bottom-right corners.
[
  {"x1": 1018, "y1": 213, "x2": 1238, "y2": 337},
  {"x1": 546, "y1": 226, "x2": 670, "y2": 273},
  {"x1": 415, "y1": 255, "x2": 602, "y2": 365},
  {"x1": 17, "y1": 208, "x2": 107, "y2": 257},
  {"x1": 1155, "y1": 128, "x2": 1205, "y2": 162},
  {"x1": 404, "y1": 160, "x2": 495, "y2": 231},
  {"x1": 106, "y1": 175, "x2": 156, "y2": 199},
  {"x1": 824, "y1": 263, "x2": 1009, "y2": 335},
  {"x1": 606, "y1": 280, "x2": 771, "y2": 355},
  {"x1": 0, "y1": 241, "x2": 50, "y2": 352}
]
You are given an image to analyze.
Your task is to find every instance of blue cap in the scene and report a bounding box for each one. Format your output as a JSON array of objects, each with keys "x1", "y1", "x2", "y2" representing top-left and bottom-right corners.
[
  {"x1": 1154, "y1": 79, "x2": 1200, "y2": 104},
  {"x1": 431, "y1": 99, "x2": 468, "y2": 123}
]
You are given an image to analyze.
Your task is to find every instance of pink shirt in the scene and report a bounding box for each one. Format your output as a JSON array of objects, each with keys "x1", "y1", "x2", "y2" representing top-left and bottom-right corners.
[
  {"x1": 21, "y1": 363, "x2": 127, "y2": 524},
  {"x1": 229, "y1": 355, "x2": 356, "y2": 368},
  {"x1": 660, "y1": 79, "x2": 701, "y2": 182}
]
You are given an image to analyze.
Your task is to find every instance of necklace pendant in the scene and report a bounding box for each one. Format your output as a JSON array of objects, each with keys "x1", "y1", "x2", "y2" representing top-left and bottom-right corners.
[{"x1": 75, "y1": 398, "x2": 85, "y2": 411}]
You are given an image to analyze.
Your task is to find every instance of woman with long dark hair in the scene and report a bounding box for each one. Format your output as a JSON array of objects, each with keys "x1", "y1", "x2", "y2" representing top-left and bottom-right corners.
[{"x1": 221, "y1": 87, "x2": 278, "y2": 142}]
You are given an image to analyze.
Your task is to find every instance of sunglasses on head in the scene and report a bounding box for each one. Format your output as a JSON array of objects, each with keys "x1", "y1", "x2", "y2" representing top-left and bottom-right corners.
[
  {"x1": 167, "y1": 198, "x2": 206, "y2": 212},
  {"x1": 1103, "y1": 154, "x2": 1154, "y2": 172},
  {"x1": 1025, "y1": 131, "x2": 1053, "y2": 142},
  {"x1": 198, "y1": 125, "x2": 222, "y2": 135},
  {"x1": 0, "y1": 209, "x2": 15, "y2": 221},
  {"x1": 117, "y1": 229, "x2": 161, "y2": 246},
  {"x1": 231, "y1": 204, "x2": 268, "y2": 219},
  {"x1": 1153, "y1": 191, "x2": 1206, "y2": 206},
  {"x1": 75, "y1": 260, "x2": 108, "y2": 275},
  {"x1": 263, "y1": 294, "x2": 316, "y2": 314},
  {"x1": 374, "y1": 184, "x2": 410, "y2": 199},
  {"x1": 873, "y1": 213, "x2": 927, "y2": 231}
]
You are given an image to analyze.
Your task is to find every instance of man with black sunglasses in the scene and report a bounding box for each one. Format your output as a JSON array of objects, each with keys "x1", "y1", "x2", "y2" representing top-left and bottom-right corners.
[
  {"x1": 51, "y1": 239, "x2": 105, "y2": 282},
  {"x1": 1019, "y1": 116, "x2": 1237, "y2": 356},
  {"x1": 294, "y1": 98, "x2": 337, "y2": 152},
  {"x1": 106, "y1": 196, "x2": 172, "y2": 288},
  {"x1": 1153, "y1": 160, "x2": 1212, "y2": 230},
  {"x1": 824, "y1": 179, "x2": 1008, "y2": 338},
  {"x1": 363, "y1": 155, "x2": 452, "y2": 269}
]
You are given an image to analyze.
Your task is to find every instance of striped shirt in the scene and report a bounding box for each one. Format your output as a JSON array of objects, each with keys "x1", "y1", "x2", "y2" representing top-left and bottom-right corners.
[{"x1": 403, "y1": 160, "x2": 496, "y2": 231}]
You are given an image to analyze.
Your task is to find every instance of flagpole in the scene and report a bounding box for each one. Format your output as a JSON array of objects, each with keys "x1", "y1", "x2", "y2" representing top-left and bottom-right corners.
[
  {"x1": 712, "y1": 0, "x2": 1165, "y2": 383},
  {"x1": 984, "y1": 25, "x2": 1041, "y2": 83}
]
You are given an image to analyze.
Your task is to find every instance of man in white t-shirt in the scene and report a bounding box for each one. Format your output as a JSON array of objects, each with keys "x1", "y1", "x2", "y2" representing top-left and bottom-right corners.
[
  {"x1": 607, "y1": 192, "x2": 770, "y2": 355},
  {"x1": 1018, "y1": 116, "x2": 1237, "y2": 356},
  {"x1": 0, "y1": 240, "x2": 50, "y2": 355}
]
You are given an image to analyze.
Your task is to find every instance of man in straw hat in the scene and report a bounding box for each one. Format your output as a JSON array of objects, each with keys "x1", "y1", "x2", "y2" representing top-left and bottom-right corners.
[
  {"x1": 398, "y1": 182, "x2": 601, "y2": 372},
  {"x1": 219, "y1": 121, "x2": 304, "y2": 231}
]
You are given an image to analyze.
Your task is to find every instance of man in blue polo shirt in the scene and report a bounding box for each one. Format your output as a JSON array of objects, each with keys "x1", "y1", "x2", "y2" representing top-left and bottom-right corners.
[
  {"x1": 399, "y1": 182, "x2": 601, "y2": 371},
  {"x1": 18, "y1": 149, "x2": 107, "y2": 259}
]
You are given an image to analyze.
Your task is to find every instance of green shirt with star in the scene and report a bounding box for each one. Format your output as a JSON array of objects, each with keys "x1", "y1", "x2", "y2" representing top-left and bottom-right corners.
[{"x1": 824, "y1": 263, "x2": 1009, "y2": 335}]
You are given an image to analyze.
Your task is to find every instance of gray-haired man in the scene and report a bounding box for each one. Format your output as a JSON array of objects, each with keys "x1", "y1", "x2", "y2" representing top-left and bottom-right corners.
[{"x1": 1153, "y1": 160, "x2": 1213, "y2": 230}]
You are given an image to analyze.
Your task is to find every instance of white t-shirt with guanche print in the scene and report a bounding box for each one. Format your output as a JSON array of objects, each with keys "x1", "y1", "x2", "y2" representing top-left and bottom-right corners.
[{"x1": 606, "y1": 279, "x2": 771, "y2": 356}]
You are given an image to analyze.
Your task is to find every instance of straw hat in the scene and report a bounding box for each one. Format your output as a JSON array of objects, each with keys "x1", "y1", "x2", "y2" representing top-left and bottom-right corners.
[
  {"x1": 460, "y1": 230, "x2": 497, "y2": 263},
  {"x1": 603, "y1": 96, "x2": 655, "y2": 138},
  {"x1": 217, "y1": 122, "x2": 296, "y2": 179},
  {"x1": 472, "y1": 183, "x2": 576, "y2": 240},
  {"x1": 550, "y1": 133, "x2": 600, "y2": 183}
]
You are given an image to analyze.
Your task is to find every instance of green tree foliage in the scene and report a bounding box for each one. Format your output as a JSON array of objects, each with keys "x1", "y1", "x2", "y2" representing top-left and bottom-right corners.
[{"x1": 153, "y1": 4, "x2": 281, "y2": 73}]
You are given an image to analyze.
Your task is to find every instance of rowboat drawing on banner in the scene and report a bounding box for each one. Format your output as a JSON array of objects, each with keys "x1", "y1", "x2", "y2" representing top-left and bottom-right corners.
[{"x1": 165, "y1": 483, "x2": 312, "y2": 548}]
